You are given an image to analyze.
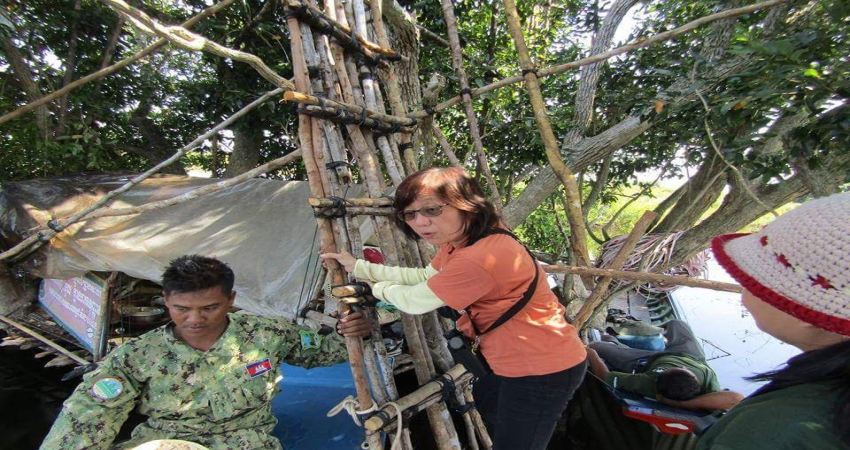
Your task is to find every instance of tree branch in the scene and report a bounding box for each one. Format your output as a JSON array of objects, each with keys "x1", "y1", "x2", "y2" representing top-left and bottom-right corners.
[
  {"x1": 98, "y1": 0, "x2": 294, "y2": 90},
  {"x1": 0, "y1": 0, "x2": 239, "y2": 127}
]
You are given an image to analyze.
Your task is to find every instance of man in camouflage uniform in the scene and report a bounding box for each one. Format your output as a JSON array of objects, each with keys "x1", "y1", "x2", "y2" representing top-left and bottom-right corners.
[{"x1": 41, "y1": 255, "x2": 370, "y2": 450}]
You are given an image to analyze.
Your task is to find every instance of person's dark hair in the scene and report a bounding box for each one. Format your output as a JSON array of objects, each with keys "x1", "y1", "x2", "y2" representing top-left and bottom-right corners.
[
  {"x1": 161, "y1": 255, "x2": 235, "y2": 295},
  {"x1": 747, "y1": 339, "x2": 850, "y2": 445},
  {"x1": 656, "y1": 368, "x2": 702, "y2": 401},
  {"x1": 393, "y1": 167, "x2": 500, "y2": 244}
]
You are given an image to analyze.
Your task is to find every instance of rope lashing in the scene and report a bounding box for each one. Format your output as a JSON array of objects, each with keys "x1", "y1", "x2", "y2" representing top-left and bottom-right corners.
[
  {"x1": 46, "y1": 219, "x2": 63, "y2": 232},
  {"x1": 434, "y1": 373, "x2": 474, "y2": 414},
  {"x1": 459, "y1": 87, "x2": 472, "y2": 97},
  {"x1": 326, "y1": 160, "x2": 353, "y2": 170},
  {"x1": 313, "y1": 196, "x2": 347, "y2": 218},
  {"x1": 328, "y1": 396, "x2": 405, "y2": 450},
  {"x1": 521, "y1": 67, "x2": 538, "y2": 77},
  {"x1": 424, "y1": 106, "x2": 437, "y2": 116},
  {"x1": 398, "y1": 142, "x2": 414, "y2": 151},
  {"x1": 327, "y1": 394, "x2": 379, "y2": 426}
]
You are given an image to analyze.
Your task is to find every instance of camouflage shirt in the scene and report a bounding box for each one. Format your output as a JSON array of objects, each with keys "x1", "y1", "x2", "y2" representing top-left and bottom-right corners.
[{"x1": 40, "y1": 313, "x2": 349, "y2": 450}]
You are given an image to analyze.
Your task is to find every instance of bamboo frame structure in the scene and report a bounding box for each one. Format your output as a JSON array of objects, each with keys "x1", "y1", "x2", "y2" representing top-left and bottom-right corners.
[
  {"x1": 284, "y1": 0, "x2": 401, "y2": 62},
  {"x1": 0, "y1": 1, "x2": 793, "y2": 448}
]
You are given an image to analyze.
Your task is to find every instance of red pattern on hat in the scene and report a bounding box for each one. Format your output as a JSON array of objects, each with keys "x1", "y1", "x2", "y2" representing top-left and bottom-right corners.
[{"x1": 712, "y1": 233, "x2": 850, "y2": 337}]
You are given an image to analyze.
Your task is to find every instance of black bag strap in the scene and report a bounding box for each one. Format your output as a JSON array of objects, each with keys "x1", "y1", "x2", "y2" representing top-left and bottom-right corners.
[{"x1": 465, "y1": 228, "x2": 540, "y2": 337}]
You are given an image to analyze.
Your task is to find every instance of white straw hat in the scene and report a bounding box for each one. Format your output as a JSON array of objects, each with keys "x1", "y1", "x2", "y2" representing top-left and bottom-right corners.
[{"x1": 712, "y1": 192, "x2": 850, "y2": 336}]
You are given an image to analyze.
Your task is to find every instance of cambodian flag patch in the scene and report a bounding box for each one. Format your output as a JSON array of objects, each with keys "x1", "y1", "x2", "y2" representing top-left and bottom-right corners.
[{"x1": 246, "y1": 358, "x2": 273, "y2": 378}]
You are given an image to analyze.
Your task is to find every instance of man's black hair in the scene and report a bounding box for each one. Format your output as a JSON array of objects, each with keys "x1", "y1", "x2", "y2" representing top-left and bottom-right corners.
[
  {"x1": 161, "y1": 255, "x2": 234, "y2": 295},
  {"x1": 657, "y1": 368, "x2": 702, "y2": 401}
]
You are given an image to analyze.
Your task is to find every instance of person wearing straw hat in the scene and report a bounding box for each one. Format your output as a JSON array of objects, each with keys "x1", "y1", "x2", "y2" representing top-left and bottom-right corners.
[{"x1": 697, "y1": 192, "x2": 850, "y2": 449}]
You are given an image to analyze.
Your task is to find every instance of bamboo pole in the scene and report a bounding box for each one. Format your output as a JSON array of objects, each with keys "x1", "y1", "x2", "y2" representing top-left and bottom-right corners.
[
  {"x1": 284, "y1": 0, "x2": 401, "y2": 60},
  {"x1": 573, "y1": 211, "x2": 656, "y2": 329},
  {"x1": 309, "y1": 197, "x2": 394, "y2": 207},
  {"x1": 92, "y1": 272, "x2": 118, "y2": 361},
  {"x1": 367, "y1": 0, "x2": 417, "y2": 176},
  {"x1": 0, "y1": 88, "x2": 283, "y2": 262},
  {"x1": 501, "y1": 0, "x2": 593, "y2": 273},
  {"x1": 283, "y1": 91, "x2": 417, "y2": 127},
  {"x1": 407, "y1": 0, "x2": 791, "y2": 119},
  {"x1": 542, "y1": 266, "x2": 741, "y2": 293},
  {"x1": 298, "y1": 105, "x2": 409, "y2": 134},
  {"x1": 438, "y1": 0, "x2": 503, "y2": 211},
  {"x1": 286, "y1": 15, "x2": 380, "y2": 450},
  {"x1": 0, "y1": 315, "x2": 89, "y2": 365},
  {"x1": 364, "y1": 364, "x2": 472, "y2": 431},
  {"x1": 0, "y1": 0, "x2": 239, "y2": 126},
  {"x1": 98, "y1": 0, "x2": 294, "y2": 90}
]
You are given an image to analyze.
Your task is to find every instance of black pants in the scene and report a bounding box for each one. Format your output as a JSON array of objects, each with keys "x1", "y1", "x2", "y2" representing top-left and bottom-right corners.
[{"x1": 472, "y1": 360, "x2": 588, "y2": 450}]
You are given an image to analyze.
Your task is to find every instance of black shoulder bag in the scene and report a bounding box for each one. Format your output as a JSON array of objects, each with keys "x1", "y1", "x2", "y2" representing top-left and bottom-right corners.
[{"x1": 442, "y1": 229, "x2": 540, "y2": 377}]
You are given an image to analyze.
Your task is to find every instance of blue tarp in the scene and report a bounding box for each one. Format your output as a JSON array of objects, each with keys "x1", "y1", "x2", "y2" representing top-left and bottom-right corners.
[{"x1": 271, "y1": 362, "x2": 366, "y2": 449}]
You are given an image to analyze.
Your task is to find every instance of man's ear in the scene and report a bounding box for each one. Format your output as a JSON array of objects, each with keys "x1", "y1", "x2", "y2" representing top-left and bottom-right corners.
[{"x1": 227, "y1": 290, "x2": 236, "y2": 306}]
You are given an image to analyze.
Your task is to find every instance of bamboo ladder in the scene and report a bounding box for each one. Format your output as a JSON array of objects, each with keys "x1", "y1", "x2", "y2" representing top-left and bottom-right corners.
[{"x1": 281, "y1": 1, "x2": 488, "y2": 449}]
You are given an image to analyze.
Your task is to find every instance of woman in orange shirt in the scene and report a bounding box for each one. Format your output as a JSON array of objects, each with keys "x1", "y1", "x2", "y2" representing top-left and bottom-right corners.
[{"x1": 322, "y1": 167, "x2": 587, "y2": 450}]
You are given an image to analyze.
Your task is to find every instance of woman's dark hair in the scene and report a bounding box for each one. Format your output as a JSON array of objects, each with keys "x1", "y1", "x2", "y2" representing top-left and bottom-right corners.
[
  {"x1": 161, "y1": 255, "x2": 235, "y2": 295},
  {"x1": 657, "y1": 368, "x2": 702, "y2": 401},
  {"x1": 393, "y1": 167, "x2": 500, "y2": 244},
  {"x1": 747, "y1": 339, "x2": 850, "y2": 445}
]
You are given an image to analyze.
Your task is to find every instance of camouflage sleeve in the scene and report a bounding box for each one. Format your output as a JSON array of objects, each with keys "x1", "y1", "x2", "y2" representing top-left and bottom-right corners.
[
  {"x1": 283, "y1": 331, "x2": 350, "y2": 369},
  {"x1": 40, "y1": 346, "x2": 142, "y2": 450},
  {"x1": 256, "y1": 316, "x2": 349, "y2": 369}
]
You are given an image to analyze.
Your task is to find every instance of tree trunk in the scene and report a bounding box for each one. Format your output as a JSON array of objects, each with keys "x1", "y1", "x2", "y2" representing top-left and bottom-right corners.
[
  {"x1": 0, "y1": 36, "x2": 53, "y2": 139},
  {"x1": 55, "y1": 0, "x2": 83, "y2": 138},
  {"x1": 652, "y1": 154, "x2": 727, "y2": 233},
  {"x1": 224, "y1": 126, "x2": 263, "y2": 178},
  {"x1": 128, "y1": 102, "x2": 187, "y2": 175},
  {"x1": 503, "y1": 3, "x2": 788, "y2": 227}
]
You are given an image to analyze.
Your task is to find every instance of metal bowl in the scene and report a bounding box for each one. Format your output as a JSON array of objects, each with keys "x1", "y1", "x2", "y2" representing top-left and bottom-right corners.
[{"x1": 122, "y1": 306, "x2": 166, "y2": 324}]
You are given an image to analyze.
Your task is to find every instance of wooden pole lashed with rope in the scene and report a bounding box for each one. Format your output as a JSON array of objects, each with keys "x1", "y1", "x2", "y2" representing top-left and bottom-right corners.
[{"x1": 501, "y1": 0, "x2": 593, "y2": 274}]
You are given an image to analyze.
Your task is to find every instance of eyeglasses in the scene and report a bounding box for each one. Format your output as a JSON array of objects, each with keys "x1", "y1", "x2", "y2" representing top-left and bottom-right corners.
[{"x1": 397, "y1": 204, "x2": 449, "y2": 222}]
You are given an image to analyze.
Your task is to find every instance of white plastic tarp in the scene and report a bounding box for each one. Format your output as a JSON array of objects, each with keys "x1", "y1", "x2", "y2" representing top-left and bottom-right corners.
[{"x1": 0, "y1": 174, "x2": 368, "y2": 318}]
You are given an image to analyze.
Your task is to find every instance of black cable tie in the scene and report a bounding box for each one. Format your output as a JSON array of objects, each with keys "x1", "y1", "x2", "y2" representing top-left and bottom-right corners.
[
  {"x1": 37, "y1": 231, "x2": 50, "y2": 243},
  {"x1": 521, "y1": 68, "x2": 538, "y2": 77},
  {"x1": 313, "y1": 196, "x2": 347, "y2": 218},
  {"x1": 359, "y1": 107, "x2": 368, "y2": 125},
  {"x1": 333, "y1": 108, "x2": 348, "y2": 121},
  {"x1": 370, "y1": 118, "x2": 388, "y2": 132},
  {"x1": 399, "y1": 142, "x2": 414, "y2": 151},
  {"x1": 424, "y1": 106, "x2": 437, "y2": 116},
  {"x1": 326, "y1": 161, "x2": 352, "y2": 170},
  {"x1": 317, "y1": 96, "x2": 328, "y2": 113},
  {"x1": 365, "y1": 409, "x2": 394, "y2": 427},
  {"x1": 459, "y1": 87, "x2": 472, "y2": 97},
  {"x1": 360, "y1": 72, "x2": 374, "y2": 81},
  {"x1": 389, "y1": 123, "x2": 401, "y2": 134},
  {"x1": 284, "y1": 3, "x2": 309, "y2": 18},
  {"x1": 46, "y1": 219, "x2": 62, "y2": 232}
]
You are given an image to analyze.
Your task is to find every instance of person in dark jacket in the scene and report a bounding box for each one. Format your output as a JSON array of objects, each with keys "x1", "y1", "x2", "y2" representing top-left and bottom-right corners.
[{"x1": 697, "y1": 192, "x2": 850, "y2": 450}]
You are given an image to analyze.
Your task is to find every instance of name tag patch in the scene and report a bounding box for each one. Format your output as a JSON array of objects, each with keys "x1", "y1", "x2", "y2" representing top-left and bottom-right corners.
[{"x1": 246, "y1": 358, "x2": 273, "y2": 378}]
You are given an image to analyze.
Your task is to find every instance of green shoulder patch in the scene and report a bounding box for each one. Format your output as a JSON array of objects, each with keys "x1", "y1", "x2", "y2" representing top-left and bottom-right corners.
[
  {"x1": 91, "y1": 377, "x2": 124, "y2": 400},
  {"x1": 298, "y1": 329, "x2": 322, "y2": 350}
]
